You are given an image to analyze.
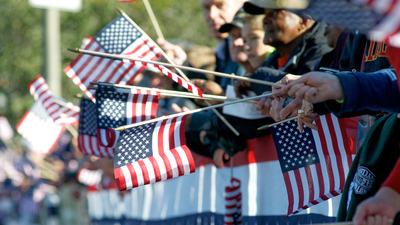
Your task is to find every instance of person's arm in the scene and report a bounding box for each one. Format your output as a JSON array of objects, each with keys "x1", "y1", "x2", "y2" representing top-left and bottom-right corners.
[
  {"x1": 325, "y1": 68, "x2": 400, "y2": 116},
  {"x1": 352, "y1": 156, "x2": 400, "y2": 225},
  {"x1": 274, "y1": 69, "x2": 400, "y2": 116}
]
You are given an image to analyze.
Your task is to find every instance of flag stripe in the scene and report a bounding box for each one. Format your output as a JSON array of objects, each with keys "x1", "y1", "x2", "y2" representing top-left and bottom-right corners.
[
  {"x1": 324, "y1": 115, "x2": 346, "y2": 190},
  {"x1": 314, "y1": 120, "x2": 335, "y2": 193}
]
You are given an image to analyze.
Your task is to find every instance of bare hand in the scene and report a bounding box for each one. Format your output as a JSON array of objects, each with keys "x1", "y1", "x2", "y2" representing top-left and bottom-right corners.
[
  {"x1": 272, "y1": 74, "x2": 302, "y2": 98},
  {"x1": 191, "y1": 79, "x2": 224, "y2": 106},
  {"x1": 274, "y1": 72, "x2": 344, "y2": 103},
  {"x1": 297, "y1": 100, "x2": 319, "y2": 133},
  {"x1": 353, "y1": 187, "x2": 400, "y2": 225},
  {"x1": 234, "y1": 80, "x2": 251, "y2": 98},
  {"x1": 255, "y1": 91, "x2": 274, "y2": 117},
  {"x1": 156, "y1": 38, "x2": 187, "y2": 66},
  {"x1": 213, "y1": 149, "x2": 229, "y2": 168}
]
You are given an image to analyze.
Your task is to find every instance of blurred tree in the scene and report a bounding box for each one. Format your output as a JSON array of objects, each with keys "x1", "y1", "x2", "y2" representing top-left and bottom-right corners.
[{"x1": 0, "y1": 0, "x2": 216, "y2": 128}]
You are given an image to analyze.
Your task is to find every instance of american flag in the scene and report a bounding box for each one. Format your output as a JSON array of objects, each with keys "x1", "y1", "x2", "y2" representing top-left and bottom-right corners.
[
  {"x1": 225, "y1": 178, "x2": 242, "y2": 225},
  {"x1": 113, "y1": 115, "x2": 195, "y2": 191},
  {"x1": 77, "y1": 168, "x2": 103, "y2": 186},
  {"x1": 0, "y1": 116, "x2": 14, "y2": 141},
  {"x1": 16, "y1": 103, "x2": 65, "y2": 155},
  {"x1": 29, "y1": 75, "x2": 79, "y2": 124},
  {"x1": 269, "y1": 114, "x2": 353, "y2": 217},
  {"x1": 96, "y1": 85, "x2": 160, "y2": 148},
  {"x1": 78, "y1": 98, "x2": 115, "y2": 158},
  {"x1": 63, "y1": 14, "x2": 162, "y2": 101}
]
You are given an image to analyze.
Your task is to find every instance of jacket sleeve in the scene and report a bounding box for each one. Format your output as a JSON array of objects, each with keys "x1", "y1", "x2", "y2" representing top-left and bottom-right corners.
[{"x1": 324, "y1": 68, "x2": 400, "y2": 116}]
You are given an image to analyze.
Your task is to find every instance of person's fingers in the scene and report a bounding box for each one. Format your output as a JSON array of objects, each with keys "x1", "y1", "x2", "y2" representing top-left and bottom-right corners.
[
  {"x1": 382, "y1": 216, "x2": 392, "y2": 225},
  {"x1": 156, "y1": 38, "x2": 165, "y2": 46},
  {"x1": 234, "y1": 80, "x2": 250, "y2": 98},
  {"x1": 261, "y1": 98, "x2": 273, "y2": 117},
  {"x1": 297, "y1": 113, "x2": 305, "y2": 133},
  {"x1": 224, "y1": 153, "x2": 229, "y2": 160},
  {"x1": 287, "y1": 83, "x2": 305, "y2": 97},
  {"x1": 181, "y1": 106, "x2": 190, "y2": 112},
  {"x1": 353, "y1": 202, "x2": 370, "y2": 225},
  {"x1": 273, "y1": 85, "x2": 289, "y2": 98},
  {"x1": 301, "y1": 113, "x2": 319, "y2": 131},
  {"x1": 255, "y1": 98, "x2": 267, "y2": 111},
  {"x1": 170, "y1": 103, "x2": 183, "y2": 113},
  {"x1": 199, "y1": 130, "x2": 207, "y2": 144},
  {"x1": 280, "y1": 98, "x2": 302, "y2": 120},
  {"x1": 291, "y1": 85, "x2": 312, "y2": 100},
  {"x1": 270, "y1": 98, "x2": 285, "y2": 121},
  {"x1": 303, "y1": 102, "x2": 314, "y2": 116},
  {"x1": 303, "y1": 87, "x2": 321, "y2": 103},
  {"x1": 213, "y1": 149, "x2": 225, "y2": 168}
]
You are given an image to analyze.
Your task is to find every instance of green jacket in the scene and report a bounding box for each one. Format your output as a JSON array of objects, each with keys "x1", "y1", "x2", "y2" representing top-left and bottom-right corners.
[{"x1": 337, "y1": 113, "x2": 400, "y2": 221}]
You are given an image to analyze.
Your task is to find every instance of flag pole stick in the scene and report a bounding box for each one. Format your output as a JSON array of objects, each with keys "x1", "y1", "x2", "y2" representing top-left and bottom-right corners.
[
  {"x1": 230, "y1": 158, "x2": 234, "y2": 180},
  {"x1": 115, "y1": 92, "x2": 272, "y2": 131},
  {"x1": 89, "y1": 82, "x2": 257, "y2": 104},
  {"x1": 142, "y1": 0, "x2": 164, "y2": 40},
  {"x1": 205, "y1": 100, "x2": 239, "y2": 136},
  {"x1": 68, "y1": 48, "x2": 284, "y2": 88},
  {"x1": 54, "y1": 99, "x2": 80, "y2": 112},
  {"x1": 65, "y1": 125, "x2": 78, "y2": 139},
  {"x1": 257, "y1": 116, "x2": 297, "y2": 130}
]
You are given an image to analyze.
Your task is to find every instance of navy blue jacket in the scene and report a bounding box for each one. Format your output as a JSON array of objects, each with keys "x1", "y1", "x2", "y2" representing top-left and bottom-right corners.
[{"x1": 324, "y1": 68, "x2": 400, "y2": 116}]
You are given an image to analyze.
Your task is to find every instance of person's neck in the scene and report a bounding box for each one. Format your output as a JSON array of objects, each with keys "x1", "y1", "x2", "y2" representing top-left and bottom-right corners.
[{"x1": 275, "y1": 33, "x2": 305, "y2": 58}]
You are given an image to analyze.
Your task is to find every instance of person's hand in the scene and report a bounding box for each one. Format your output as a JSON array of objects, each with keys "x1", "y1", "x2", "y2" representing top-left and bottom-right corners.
[
  {"x1": 272, "y1": 74, "x2": 302, "y2": 97},
  {"x1": 212, "y1": 149, "x2": 229, "y2": 168},
  {"x1": 161, "y1": 103, "x2": 190, "y2": 115},
  {"x1": 255, "y1": 91, "x2": 274, "y2": 117},
  {"x1": 234, "y1": 80, "x2": 251, "y2": 98},
  {"x1": 297, "y1": 100, "x2": 319, "y2": 133},
  {"x1": 156, "y1": 38, "x2": 187, "y2": 66},
  {"x1": 266, "y1": 97, "x2": 302, "y2": 122},
  {"x1": 191, "y1": 79, "x2": 224, "y2": 106},
  {"x1": 353, "y1": 187, "x2": 400, "y2": 225},
  {"x1": 274, "y1": 72, "x2": 344, "y2": 104},
  {"x1": 170, "y1": 103, "x2": 190, "y2": 113}
]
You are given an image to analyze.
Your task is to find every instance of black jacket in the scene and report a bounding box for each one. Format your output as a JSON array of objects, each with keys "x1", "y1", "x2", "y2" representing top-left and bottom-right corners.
[
  {"x1": 199, "y1": 22, "x2": 333, "y2": 159},
  {"x1": 250, "y1": 21, "x2": 332, "y2": 94}
]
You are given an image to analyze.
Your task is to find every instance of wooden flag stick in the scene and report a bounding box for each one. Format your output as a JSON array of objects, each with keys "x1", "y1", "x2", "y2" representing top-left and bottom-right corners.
[
  {"x1": 205, "y1": 100, "x2": 239, "y2": 136},
  {"x1": 115, "y1": 92, "x2": 272, "y2": 131},
  {"x1": 68, "y1": 48, "x2": 284, "y2": 88},
  {"x1": 142, "y1": 0, "x2": 164, "y2": 40},
  {"x1": 89, "y1": 82, "x2": 257, "y2": 104},
  {"x1": 54, "y1": 99, "x2": 80, "y2": 112},
  {"x1": 65, "y1": 124, "x2": 78, "y2": 139},
  {"x1": 257, "y1": 116, "x2": 297, "y2": 130}
]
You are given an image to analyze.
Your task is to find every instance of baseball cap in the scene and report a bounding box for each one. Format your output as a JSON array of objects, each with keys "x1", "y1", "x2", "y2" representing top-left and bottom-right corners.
[
  {"x1": 243, "y1": 0, "x2": 310, "y2": 15},
  {"x1": 219, "y1": 8, "x2": 247, "y2": 33}
]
